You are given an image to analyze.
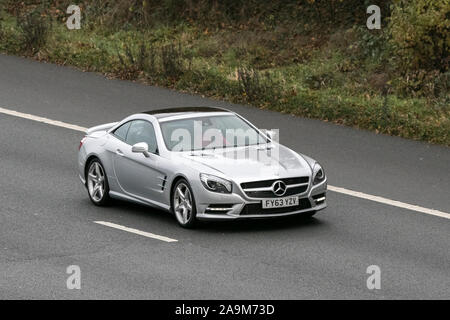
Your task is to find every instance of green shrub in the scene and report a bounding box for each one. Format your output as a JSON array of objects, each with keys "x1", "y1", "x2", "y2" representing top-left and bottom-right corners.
[
  {"x1": 115, "y1": 43, "x2": 142, "y2": 80},
  {"x1": 161, "y1": 43, "x2": 185, "y2": 80},
  {"x1": 63, "y1": 0, "x2": 391, "y2": 30},
  {"x1": 16, "y1": 8, "x2": 51, "y2": 54},
  {"x1": 237, "y1": 67, "x2": 282, "y2": 105},
  {"x1": 115, "y1": 41, "x2": 189, "y2": 81},
  {"x1": 389, "y1": 0, "x2": 449, "y2": 73},
  {"x1": 0, "y1": 14, "x2": 4, "y2": 40}
]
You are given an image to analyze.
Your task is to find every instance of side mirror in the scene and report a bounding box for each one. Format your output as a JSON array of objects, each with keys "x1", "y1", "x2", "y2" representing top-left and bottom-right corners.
[{"x1": 132, "y1": 142, "x2": 150, "y2": 158}]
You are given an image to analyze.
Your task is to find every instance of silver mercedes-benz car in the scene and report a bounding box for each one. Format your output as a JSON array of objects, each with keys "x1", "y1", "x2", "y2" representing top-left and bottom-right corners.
[{"x1": 78, "y1": 107, "x2": 327, "y2": 228}]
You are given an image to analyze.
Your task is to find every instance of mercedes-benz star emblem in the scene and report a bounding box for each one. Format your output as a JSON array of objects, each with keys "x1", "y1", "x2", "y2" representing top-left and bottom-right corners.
[{"x1": 272, "y1": 180, "x2": 287, "y2": 196}]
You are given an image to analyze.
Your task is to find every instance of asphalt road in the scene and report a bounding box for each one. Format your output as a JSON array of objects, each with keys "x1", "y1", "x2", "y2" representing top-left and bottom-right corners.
[{"x1": 0, "y1": 54, "x2": 449, "y2": 299}]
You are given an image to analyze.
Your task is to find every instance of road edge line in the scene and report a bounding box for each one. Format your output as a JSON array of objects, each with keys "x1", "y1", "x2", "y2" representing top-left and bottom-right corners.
[
  {"x1": 0, "y1": 107, "x2": 87, "y2": 132},
  {"x1": 328, "y1": 185, "x2": 450, "y2": 219}
]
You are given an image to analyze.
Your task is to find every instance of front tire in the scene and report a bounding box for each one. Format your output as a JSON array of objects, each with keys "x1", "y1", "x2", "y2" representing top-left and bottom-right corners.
[
  {"x1": 172, "y1": 179, "x2": 197, "y2": 228},
  {"x1": 86, "y1": 159, "x2": 110, "y2": 206}
]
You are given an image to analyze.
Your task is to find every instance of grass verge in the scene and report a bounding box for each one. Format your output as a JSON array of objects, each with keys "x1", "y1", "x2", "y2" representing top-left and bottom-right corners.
[{"x1": 0, "y1": 8, "x2": 448, "y2": 146}]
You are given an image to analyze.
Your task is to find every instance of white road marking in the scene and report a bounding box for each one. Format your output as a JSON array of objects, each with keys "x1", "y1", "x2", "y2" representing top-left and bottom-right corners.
[
  {"x1": 94, "y1": 221, "x2": 178, "y2": 242},
  {"x1": 0, "y1": 107, "x2": 87, "y2": 132},
  {"x1": 1, "y1": 106, "x2": 449, "y2": 220},
  {"x1": 328, "y1": 186, "x2": 450, "y2": 219}
]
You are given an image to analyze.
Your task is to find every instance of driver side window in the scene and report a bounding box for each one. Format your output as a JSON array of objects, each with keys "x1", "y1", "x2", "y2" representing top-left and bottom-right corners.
[{"x1": 126, "y1": 120, "x2": 158, "y2": 154}]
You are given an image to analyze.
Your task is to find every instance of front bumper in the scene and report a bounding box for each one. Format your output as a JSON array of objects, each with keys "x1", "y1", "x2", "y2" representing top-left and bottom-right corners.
[{"x1": 195, "y1": 178, "x2": 327, "y2": 220}]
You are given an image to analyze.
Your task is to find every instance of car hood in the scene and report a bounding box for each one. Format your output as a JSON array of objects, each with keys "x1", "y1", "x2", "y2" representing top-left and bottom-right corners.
[{"x1": 176, "y1": 144, "x2": 312, "y2": 183}]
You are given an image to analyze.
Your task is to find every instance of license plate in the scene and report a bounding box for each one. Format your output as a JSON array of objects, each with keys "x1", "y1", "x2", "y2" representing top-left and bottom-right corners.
[{"x1": 262, "y1": 196, "x2": 299, "y2": 209}]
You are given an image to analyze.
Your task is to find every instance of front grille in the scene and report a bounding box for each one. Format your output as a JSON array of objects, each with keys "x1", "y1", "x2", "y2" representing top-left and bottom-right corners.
[
  {"x1": 240, "y1": 176, "x2": 309, "y2": 198},
  {"x1": 244, "y1": 185, "x2": 308, "y2": 198},
  {"x1": 240, "y1": 198, "x2": 312, "y2": 216},
  {"x1": 241, "y1": 177, "x2": 309, "y2": 189}
]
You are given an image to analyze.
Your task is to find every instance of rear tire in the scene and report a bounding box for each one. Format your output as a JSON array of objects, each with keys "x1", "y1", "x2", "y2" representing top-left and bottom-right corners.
[
  {"x1": 86, "y1": 159, "x2": 110, "y2": 206},
  {"x1": 171, "y1": 179, "x2": 197, "y2": 228}
]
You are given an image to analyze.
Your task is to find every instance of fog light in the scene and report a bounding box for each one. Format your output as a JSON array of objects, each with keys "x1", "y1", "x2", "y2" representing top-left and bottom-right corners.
[
  {"x1": 312, "y1": 193, "x2": 326, "y2": 205},
  {"x1": 205, "y1": 204, "x2": 234, "y2": 214}
]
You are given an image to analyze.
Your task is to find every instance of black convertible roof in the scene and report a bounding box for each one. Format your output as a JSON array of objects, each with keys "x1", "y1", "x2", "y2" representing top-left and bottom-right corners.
[{"x1": 142, "y1": 106, "x2": 230, "y2": 119}]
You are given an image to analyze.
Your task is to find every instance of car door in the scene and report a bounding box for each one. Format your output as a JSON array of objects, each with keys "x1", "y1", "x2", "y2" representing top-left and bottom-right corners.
[{"x1": 112, "y1": 119, "x2": 167, "y2": 207}]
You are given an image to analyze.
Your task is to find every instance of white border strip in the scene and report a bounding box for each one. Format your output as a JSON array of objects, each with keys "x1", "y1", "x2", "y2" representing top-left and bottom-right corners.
[
  {"x1": 94, "y1": 221, "x2": 178, "y2": 242},
  {"x1": 2, "y1": 106, "x2": 449, "y2": 220},
  {"x1": 0, "y1": 107, "x2": 87, "y2": 132},
  {"x1": 328, "y1": 186, "x2": 450, "y2": 219}
]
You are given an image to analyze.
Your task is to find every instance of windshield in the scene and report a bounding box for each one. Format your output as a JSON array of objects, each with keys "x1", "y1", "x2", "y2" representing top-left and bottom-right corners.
[{"x1": 160, "y1": 115, "x2": 267, "y2": 151}]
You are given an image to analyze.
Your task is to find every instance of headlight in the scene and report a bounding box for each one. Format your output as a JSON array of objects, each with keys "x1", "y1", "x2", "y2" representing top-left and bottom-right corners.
[
  {"x1": 200, "y1": 173, "x2": 232, "y2": 193},
  {"x1": 312, "y1": 163, "x2": 325, "y2": 185}
]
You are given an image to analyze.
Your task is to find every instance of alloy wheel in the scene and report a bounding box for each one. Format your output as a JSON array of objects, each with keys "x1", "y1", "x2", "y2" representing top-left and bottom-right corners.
[
  {"x1": 87, "y1": 161, "x2": 106, "y2": 202},
  {"x1": 173, "y1": 182, "x2": 194, "y2": 225}
]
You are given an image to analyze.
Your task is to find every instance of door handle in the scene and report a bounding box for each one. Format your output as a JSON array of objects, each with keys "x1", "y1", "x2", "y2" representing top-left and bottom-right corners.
[{"x1": 116, "y1": 149, "x2": 124, "y2": 156}]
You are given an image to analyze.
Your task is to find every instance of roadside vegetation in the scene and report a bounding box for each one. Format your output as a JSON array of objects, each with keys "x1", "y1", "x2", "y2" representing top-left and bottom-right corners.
[{"x1": 0, "y1": 0, "x2": 448, "y2": 145}]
